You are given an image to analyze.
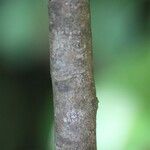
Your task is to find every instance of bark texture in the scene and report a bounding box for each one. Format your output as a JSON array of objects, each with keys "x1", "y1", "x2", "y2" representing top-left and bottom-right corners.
[{"x1": 48, "y1": 0, "x2": 98, "y2": 149}]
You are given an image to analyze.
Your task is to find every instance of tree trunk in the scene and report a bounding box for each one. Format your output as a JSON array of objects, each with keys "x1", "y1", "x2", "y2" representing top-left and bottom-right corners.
[{"x1": 48, "y1": 0, "x2": 98, "y2": 149}]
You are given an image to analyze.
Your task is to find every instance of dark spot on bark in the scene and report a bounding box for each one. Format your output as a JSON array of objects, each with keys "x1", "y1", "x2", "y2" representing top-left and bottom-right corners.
[
  {"x1": 51, "y1": 1, "x2": 62, "y2": 16},
  {"x1": 57, "y1": 135, "x2": 73, "y2": 146},
  {"x1": 55, "y1": 81, "x2": 71, "y2": 92},
  {"x1": 64, "y1": 17, "x2": 74, "y2": 27},
  {"x1": 74, "y1": 58, "x2": 86, "y2": 70}
]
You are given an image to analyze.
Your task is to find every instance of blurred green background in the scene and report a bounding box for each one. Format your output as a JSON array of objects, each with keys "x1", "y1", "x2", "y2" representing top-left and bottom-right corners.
[{"x1": 0, "y1": 0, "x2": 149, "y2": 150}]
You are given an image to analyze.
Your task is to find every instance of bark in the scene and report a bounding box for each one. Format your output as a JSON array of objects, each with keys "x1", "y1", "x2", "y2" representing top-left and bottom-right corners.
[{"x1": 48, "y1": 0, "x2": 98, "y2": 149}]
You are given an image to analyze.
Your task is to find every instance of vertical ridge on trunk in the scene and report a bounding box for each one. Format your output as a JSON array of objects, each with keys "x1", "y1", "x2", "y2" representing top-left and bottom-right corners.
[{"x1": 48, "y1": 0, "x2": 98, "y2": 149}]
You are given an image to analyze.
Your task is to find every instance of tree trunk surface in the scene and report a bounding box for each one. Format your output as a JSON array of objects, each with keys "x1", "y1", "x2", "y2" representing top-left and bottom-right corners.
[{"x1": 48, "y1": 0, "x2": 98, "y2": 149}]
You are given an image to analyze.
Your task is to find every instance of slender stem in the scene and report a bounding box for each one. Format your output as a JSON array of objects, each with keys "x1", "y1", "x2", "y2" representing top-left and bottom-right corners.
[{"x1": 48, "y1": 0, "x2": 98, "y2": 149}]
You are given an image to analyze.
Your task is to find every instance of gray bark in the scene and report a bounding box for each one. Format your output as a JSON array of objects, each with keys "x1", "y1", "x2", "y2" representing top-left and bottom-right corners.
[{"x1": 48, "y1": 0, "x2": 98, "y2": 149}]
